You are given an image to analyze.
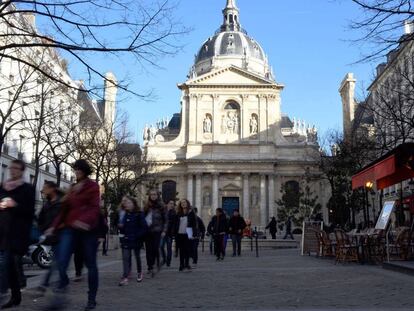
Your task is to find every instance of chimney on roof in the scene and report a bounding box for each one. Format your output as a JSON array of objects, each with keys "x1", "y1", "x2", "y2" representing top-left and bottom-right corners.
[{"x1": 404, "y1": 20, "x2": 414, "y2": 34}]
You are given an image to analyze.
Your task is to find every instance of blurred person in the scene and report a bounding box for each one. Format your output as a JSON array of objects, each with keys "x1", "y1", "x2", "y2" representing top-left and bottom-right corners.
[
  {"x1": 0, "y1": 160, "x2": 35, "y2": 309},
  {"x1": 228, "y1": 209, "x2": 246, "y2": 257},
  {"x1": 143, "y1": 190, "x2": 167, "y2": 278},
  {"x1": 174, "y1": 199, "x2": 196, "y2": 271},
  {"x1": 48, "y1": 159, "x2": 100, "y2": 311},
  {"x1": 266, "y1": 217, "x2": 278, "y2": 240},
  {"x1": 190, "y1": 207, "x2": 205, "y2": 267},
  {"x1": 160, "y1": 200, "x2": 176, "y2": 267},
  {"x1": 33, "y1": 181, "x2": 63, "y2": 296},
  {"x1": 207, "y1": 208, "x2": 228, "y2": 261},
  {"x1": 283, "y1": 216, "x2": 294, "y2": 240},
  {"x1": 118, "y1": 196, "x2": 147, "y2": 286}
]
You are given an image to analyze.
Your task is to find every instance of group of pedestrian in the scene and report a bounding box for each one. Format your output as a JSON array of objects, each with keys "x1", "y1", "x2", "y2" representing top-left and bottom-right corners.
[
  {"x1": 207, "y1": 208, "x2": 247, "y2": 261},
  {"x1": 0, "y1": 159, "x2": 109, "y2": 311},
  {"x1": 117, "y1": 193, "x2": 207, "y2": 284}
]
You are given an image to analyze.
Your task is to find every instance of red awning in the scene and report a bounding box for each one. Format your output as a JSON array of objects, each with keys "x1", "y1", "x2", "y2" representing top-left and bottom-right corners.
[{"x1": 352, "y1": 143, "x2": 414, "y2": 190}]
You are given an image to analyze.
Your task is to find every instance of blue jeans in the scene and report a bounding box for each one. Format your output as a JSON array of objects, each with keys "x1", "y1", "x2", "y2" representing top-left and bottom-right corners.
[
  {"x1": 0, "y1": 250, "x2": 9, "y2": 294},
  {"x1": 160, "y1": 236, "x2": 173, "y2": 265},
  {"x1": 56, "y1": 229, "x2": 98, "y2": 302}
]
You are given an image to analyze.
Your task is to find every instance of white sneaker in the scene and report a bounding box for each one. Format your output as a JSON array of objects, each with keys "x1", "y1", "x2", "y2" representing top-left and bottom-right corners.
[
  {"x1": 137, "y1": 272, "x2": 144, "y2": 283},
  {"x1": 118, "y1": 278, "x2": 128, "y2": 286}
]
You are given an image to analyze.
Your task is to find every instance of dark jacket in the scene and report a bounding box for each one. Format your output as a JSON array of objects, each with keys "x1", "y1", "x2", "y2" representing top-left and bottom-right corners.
[
  {"x1": 96, "y1": 213, "x2": 109, "y2": 239},
  {"x1": 165, "y1": 208, "x2": 176, "y2": 237},
  {"x1": 196, "y1": 216, "x2": 206, "y2": 239},
  {"x1": 145, "y1": 201, "x2": 167, "y2": 233},
  {"x1": 38, "y1": 196, "x2": 62, "y2": 233},
  {"x1": 207, "y1": 215, "x2": 228, "y2": 236},
  {"x1": 119, "y1": 211, "x2": 147, "y2": 249},
  {"x1": 173, "y1": 210, "x2": 197, "y2": 237},
  {"x1": 266, "y1": 219, "x2": 277, "y2": 233},
  {"x1": 0, "y1": 183, "x2": 35, "y2": 255},
  {"x1": 228, "y1": 216, "x2": 247, "y2": 235}
]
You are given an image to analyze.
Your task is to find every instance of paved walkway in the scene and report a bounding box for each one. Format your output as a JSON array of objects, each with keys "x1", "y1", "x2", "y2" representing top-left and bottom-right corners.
[{"x1": 17, "y1": 248, "x2": 414, "y2": 310}]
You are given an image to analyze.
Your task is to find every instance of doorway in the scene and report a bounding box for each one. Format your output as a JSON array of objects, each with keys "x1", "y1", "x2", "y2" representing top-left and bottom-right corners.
[{"x1": 222, "y1": 197, "x2": 240, "y2": 217}]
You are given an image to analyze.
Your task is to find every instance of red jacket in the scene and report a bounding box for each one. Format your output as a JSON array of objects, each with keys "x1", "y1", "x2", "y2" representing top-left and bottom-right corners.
[{"x1": 53, "y1": 178, "x2": 100, "y2": 231}]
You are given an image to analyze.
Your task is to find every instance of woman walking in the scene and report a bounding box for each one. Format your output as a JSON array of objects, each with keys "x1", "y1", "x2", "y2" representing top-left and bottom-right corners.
[
  {"x1": 0, "y1": 160, "x2": 35, "y2": 309},
  {"x1": 118, "y1": 196, "x2": 147, "y2": 286},
  {"x1": 48, "y1": 159, "x2": 100, "y2": 311},
  {"x1": 144, "y1": 190, "x2": 167, "y2": 277},
  {"x1": 174, "y1": 199, "x2": 196, "y2": 272}
]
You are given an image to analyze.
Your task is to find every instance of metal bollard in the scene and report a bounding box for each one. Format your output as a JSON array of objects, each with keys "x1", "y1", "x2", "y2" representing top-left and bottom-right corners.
[{"x1": 254, "y1": 227, "x2": 259, "y2": 258}]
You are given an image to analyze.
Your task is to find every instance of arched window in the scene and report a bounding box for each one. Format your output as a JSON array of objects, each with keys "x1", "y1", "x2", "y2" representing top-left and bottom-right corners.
[
  {"x1": 162, "y1": 180, "x2": 177, "y2": 204},
  {"x1": 224, "y1": 101, "x2": 240, "y2": 110},
  {"x1": 284, "y1": 180, "x2": 300, "y2": 208}
]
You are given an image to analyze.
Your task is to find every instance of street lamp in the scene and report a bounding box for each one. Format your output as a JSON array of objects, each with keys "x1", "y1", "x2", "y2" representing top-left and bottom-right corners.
[{"x1": 365, "y1": 181, "x2": 374, "y2": 226}]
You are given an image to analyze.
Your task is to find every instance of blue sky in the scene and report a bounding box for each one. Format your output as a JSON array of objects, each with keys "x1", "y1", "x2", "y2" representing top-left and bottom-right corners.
[{"x1": 86, "y1": 0, "x2": 388, "y2": 142}]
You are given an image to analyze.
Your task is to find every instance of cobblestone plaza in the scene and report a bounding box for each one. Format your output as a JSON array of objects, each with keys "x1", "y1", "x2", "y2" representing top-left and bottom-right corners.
[{"x1": 21, "y1": 249, "x2": 414, "y2": 311}]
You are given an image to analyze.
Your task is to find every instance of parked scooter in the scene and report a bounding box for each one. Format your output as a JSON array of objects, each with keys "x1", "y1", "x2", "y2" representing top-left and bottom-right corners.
[{"x1": 23, "y1": 241, "x2": 53, "y2": 269}]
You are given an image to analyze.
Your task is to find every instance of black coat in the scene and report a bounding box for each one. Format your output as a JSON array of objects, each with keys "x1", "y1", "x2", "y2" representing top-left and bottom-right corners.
[
  {"x1": 0, "y1": 183, "x2": 35, "y2": 255},
  {"x1": 228, "y1": 216, "x2": 247, "y2": 235},
  {"x1": 38, "y1": 196, "x2": 62, "y2": 233},
  {"x1": 165, "y1": 209, "x2": 176, "y2": 237},
  {"x1": 196, "y1": 216, "x2": 206, "y2": 239},
  {"x1": 266, "y1": 219, "x2": 277, "y2": 233},
  {"x1": 173, "y1": 210, "x2": 197, "y2": 237},
  {"x1": 207, "y1": 215, "x2": 228, "y2": 236}
]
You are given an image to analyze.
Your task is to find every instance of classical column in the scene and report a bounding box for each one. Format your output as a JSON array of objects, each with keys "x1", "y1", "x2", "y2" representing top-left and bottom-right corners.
[
  {"x1": 187, "y1": 174, "x2": 194, "y2": 205},
  {"x1": 243, "y1": 173, "x2": 250, "y2": 219},
  {"x1": 212, "y1": 173, "x2": 219, "y2": 215},
  {"x1": 274, "y1": 174, "x2": 282, "y2": 218},
  {"x1": 195, "y1": 174, "x2": 202, "y2": 211},
  {"x1": 260, "y1": 174, "x2": 267, "y2": 228},
  {"x1": 268, "y1": 174, "x2": 275, "y2": 218}
]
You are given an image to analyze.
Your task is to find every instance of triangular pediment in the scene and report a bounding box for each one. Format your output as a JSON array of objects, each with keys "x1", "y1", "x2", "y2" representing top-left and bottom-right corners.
[
  {"x1": 183, "y1": 66, "x2": 279, "y2": 87},
  {"x1": 220, "y1": 183, "x2": 242, "y2": 191}
]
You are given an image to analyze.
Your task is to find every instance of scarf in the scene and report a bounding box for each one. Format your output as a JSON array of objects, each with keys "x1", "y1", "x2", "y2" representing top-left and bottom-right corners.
[{"x1": 3, "y1": 178, "x2": 24, "y2": 192}]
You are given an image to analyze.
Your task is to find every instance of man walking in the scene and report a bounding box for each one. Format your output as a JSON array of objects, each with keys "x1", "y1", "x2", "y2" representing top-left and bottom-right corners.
[
  {"x1": 283, "y1": 216, "x2": 295, "y2": 240},
  {"x1": 207, "y1": 208, "x2": 228, "y2": 261},
  {"x1": 266, "y1": 217, "x2": 278, "y2": 240},
  {"x1": 228, "y1": 209, "x2": 246, "y2": 257}
]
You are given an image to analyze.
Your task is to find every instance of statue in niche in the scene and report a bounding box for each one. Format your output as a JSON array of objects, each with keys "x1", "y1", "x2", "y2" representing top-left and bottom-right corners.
[
  {"x1": 250, "y1": 115, "x2": 258, "y2": 134},
  {"x1": 203, "y1": 115, "x2": 212, "y2": 133},
  {"x1": 251, "y1": 189, "x2": 259, "y2": 206},
  {"x1": 203, "y1": 191, "x2": 211, "y2": 206},
  {"x1": 224, "y1": 111, "x2": 239, "y2": 134}
]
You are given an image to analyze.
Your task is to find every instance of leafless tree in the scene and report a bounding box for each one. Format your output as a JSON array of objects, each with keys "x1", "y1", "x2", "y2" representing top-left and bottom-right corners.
[
  {"x1": 350, "y1": 0, "x2": 414, "y2": 61},
  {"x1": 0, "y1": 0, "x2": 188, "y2": 95},
  {"x1": 365, "y1": 56, "x2": 414, "y2": 152}
]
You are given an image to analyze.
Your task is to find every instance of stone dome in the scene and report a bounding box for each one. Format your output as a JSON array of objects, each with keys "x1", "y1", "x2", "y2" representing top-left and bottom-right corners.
[{"x1": 191, "y1": 0, "x2": 272, "y2": 80}]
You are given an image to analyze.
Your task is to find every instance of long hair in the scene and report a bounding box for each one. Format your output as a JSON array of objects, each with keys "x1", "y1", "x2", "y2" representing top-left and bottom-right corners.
[
  {"x1": 120, "y1": 196, "x2": 140, "y2": 213},
  {"x1": 144, "y1": 189, "x2": 162, "y2": 214},
  {"x1": 177, "y1": 199, "x2": 191, "y2": 216}
]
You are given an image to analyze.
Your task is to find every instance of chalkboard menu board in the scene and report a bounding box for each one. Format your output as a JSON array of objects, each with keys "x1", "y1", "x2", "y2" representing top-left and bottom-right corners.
[{"x1": 301, "y1": 221, "x2": 323, "y2": 256}]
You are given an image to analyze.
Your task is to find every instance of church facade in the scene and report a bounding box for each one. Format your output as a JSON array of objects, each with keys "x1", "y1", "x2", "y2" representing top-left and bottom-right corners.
[{"x1": 143, "y1": 0, "x2": 329, "y2": 227}]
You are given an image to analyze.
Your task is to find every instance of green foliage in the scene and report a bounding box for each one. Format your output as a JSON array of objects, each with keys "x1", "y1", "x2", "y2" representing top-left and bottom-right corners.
[{"x1": 277, "y1": 177, "x2": 322, "y2": 227}]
